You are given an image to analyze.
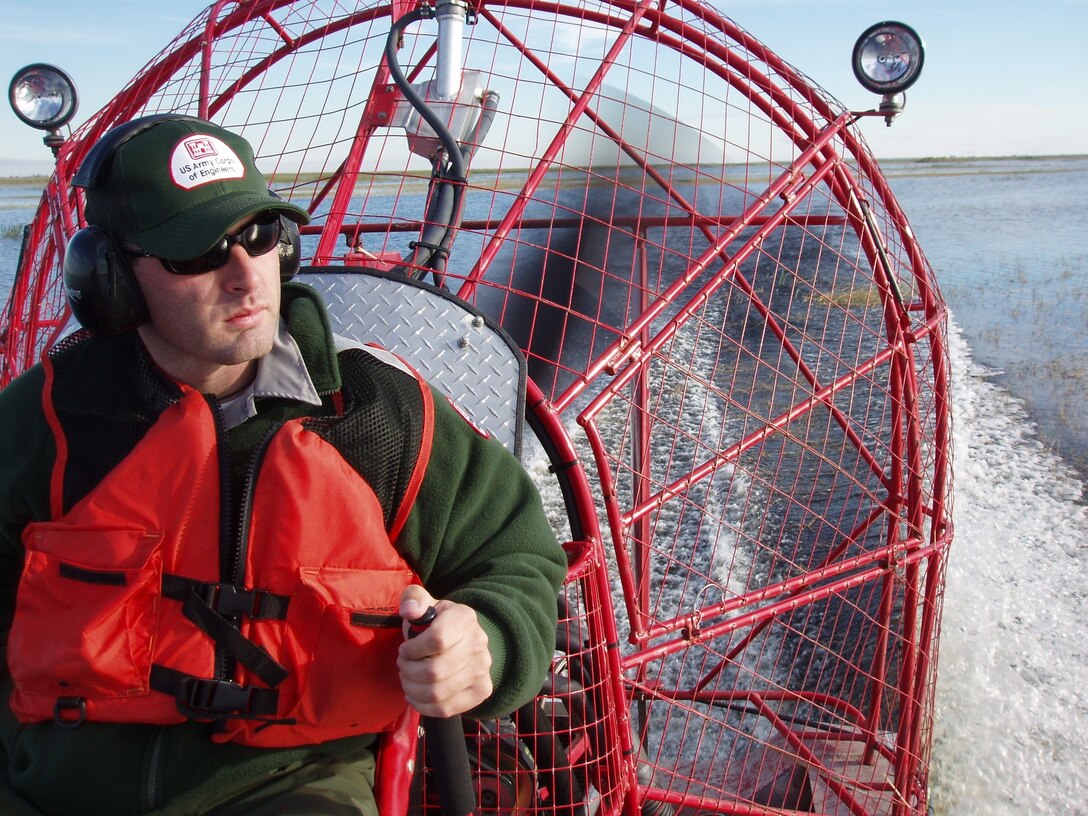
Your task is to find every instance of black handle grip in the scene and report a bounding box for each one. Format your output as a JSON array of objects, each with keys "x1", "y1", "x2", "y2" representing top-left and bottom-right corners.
[{"x1": 407, "y1": 606, "x2": 477, "y2": 816}]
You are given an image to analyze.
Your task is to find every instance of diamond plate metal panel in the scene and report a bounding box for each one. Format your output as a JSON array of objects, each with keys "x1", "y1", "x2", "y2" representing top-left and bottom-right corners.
[{"x1": 300, "y1": 270, "x2": 524, "y2": 455}]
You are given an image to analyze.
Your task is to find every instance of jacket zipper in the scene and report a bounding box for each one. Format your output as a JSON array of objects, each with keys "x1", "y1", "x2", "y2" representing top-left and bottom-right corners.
[
  {"x1": 206, "y1": 395, "x2": 281, "y2": 682},
  {"x1": 226, "y1": 426, "x2": 279, "y2": 591},
  {"x1": 142, "y1": 726, "x2": 169, "y2": 811}
]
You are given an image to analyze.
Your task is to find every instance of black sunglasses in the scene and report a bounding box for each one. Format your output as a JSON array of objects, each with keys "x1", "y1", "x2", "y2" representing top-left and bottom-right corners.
[{"x1": 124, "y1": 213, "x2": 282, "y2": 276}]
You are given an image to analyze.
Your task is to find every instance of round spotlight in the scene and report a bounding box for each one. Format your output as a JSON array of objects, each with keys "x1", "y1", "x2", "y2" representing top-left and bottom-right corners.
[
  {"x1": 852, "y1": 21, "x2": 925, "y2": 95},
  {"x1": 9, "y1": 63, "x2": 79, "y2": 130}
]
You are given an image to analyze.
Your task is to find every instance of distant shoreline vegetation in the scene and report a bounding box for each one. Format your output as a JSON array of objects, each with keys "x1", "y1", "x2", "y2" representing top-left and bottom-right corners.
[
  {"x1": 2, "y1": 154, "x2": 1085, "y2": 188},
  {"x1": 900, "y1": 154, "x2": 1088, "y2": 163}
]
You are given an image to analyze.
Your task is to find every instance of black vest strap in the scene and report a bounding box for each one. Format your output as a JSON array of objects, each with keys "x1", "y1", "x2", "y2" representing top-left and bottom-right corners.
[
  {"x1": 150, "y1": 665, "x2": 282, "y2": 720},
  {"x1": 175, "y1": 589, "x2": 289, "y2": 688},
  {"x1": 162, "y1": 574, "x2": 290, "y2": 620}
]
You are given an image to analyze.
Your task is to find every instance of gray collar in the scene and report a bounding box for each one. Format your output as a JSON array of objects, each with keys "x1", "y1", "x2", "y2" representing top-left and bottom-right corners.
[{"x1": 219, "y1": 320, "x2": 322, "y2": 428}]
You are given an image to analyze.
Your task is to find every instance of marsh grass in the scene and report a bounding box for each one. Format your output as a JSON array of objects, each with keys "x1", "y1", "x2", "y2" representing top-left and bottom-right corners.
[
  {"x1": 813, "y1": 286, "x2": 882, "y2": 308},
  {"x1": 0, "y1": 176, "x2": 49, "y2": 186}
]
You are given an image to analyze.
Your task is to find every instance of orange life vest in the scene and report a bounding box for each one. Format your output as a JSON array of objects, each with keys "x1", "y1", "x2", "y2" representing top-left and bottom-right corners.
[{"x1": 8, "y1": 333, "x2": 434, "y2": 748}]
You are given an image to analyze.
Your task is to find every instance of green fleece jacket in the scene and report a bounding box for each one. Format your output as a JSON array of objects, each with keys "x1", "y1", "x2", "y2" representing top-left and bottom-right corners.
[{"x1": 0, "y1": 283, "x2": 566, "y2": 815}]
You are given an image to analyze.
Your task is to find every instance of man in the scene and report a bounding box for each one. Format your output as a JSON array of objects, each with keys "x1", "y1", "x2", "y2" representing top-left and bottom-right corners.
[{"x1": 0, "y1": 116, "x2": 566, "y2": 815}]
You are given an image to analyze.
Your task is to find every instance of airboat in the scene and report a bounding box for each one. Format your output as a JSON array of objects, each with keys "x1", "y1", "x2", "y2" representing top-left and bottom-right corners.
[{"x1": 4, "y1": 2, "x2": 949, "y2": 815}]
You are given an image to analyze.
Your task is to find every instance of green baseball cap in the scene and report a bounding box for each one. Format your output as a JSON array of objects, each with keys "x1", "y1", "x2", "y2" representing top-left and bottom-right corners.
[{"x1": 82, "y1": 116, "x2": 310, "y2": 259}]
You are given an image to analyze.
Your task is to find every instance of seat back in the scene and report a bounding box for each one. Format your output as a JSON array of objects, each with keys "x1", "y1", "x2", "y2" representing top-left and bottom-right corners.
[{"x1": 296, "y1": 266, "x2": 526, "y2": 457}]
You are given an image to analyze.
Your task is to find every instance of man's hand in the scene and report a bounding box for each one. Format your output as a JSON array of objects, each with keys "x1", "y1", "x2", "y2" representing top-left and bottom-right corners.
[{"x1": 398, "y1": 585, "x2": 493, "y2": 718}]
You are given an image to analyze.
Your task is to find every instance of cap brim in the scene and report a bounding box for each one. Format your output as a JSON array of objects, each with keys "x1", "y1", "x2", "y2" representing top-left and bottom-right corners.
[{"x1": 127, "y1": 191, "x2": 310, "y2": 259}]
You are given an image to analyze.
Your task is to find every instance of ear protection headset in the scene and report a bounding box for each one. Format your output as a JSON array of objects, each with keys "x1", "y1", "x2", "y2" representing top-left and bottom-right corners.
[{"x1": 63, "y1": 113, "x2": 302, "y2": 335}]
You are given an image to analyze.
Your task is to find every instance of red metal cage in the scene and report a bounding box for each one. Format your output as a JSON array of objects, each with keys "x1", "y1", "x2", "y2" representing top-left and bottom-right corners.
[{"x1": 1, "y1": 1, "x2": 952, "y2": 814}]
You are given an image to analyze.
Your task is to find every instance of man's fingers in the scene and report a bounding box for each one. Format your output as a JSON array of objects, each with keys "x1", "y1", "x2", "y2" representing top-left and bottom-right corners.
[
  {"x1": 395, "y1": 598, "x2": 493, "y2": 717},
  {"x1": 399, "y1": 585, "x2": 438, "y2": 633},
  {"x1": 398, "y1": 660, "x2": 493, "y2": 718}
]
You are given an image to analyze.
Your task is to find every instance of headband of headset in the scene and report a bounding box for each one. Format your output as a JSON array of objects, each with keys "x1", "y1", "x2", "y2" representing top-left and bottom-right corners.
[{"x1": 71, "y1": 113, "x2": 201, "y2": 190}]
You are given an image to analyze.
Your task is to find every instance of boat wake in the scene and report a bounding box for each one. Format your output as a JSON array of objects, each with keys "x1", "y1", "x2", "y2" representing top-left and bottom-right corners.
[{"x1": 931, "y1": 319, "x2": 1088, "y2": 815}]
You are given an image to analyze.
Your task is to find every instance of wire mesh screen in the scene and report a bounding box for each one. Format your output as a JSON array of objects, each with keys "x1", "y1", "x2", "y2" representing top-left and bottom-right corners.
[{"x1": 1, "y1": 1, "x2": 952, "y2": 813}]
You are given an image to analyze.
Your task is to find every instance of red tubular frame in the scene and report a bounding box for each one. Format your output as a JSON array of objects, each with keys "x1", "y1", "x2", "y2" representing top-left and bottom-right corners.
[{"x1": 0, "y1": 2, "x2": 952, "y2": 814}]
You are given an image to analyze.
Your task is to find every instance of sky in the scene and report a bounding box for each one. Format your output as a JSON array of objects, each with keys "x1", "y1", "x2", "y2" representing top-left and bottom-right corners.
[{"x1": 2, "y1": 0, "x2": 1087, "y2": 173}]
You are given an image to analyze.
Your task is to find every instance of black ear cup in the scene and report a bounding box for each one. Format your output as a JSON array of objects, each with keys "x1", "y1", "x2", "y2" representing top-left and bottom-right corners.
[
  {"x1": 267, "y1": 189, "x2": 302, "y2": 281},
  {"x1": 62, "y1": 226, "x2": 149, "y2": 336},
  {"x1": 277, "y1": 213, "x2": 301, "y2": 281}
]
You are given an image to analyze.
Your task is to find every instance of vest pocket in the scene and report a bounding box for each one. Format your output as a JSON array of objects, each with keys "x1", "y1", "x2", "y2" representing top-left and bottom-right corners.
[
  {"x1": 10, "y1": 525, "x2": 164, "y2": 705},
  {"x1": 273, "y1": 566, "x2": 413, "y2": 738}
]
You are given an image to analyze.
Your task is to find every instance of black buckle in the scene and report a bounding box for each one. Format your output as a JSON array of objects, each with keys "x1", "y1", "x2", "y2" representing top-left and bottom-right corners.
[
  {"x1": 177, "y1": 678, "x2": 278, "y2": 717},
  {"x1": 163, "y1": 575, "x2": 288, "y2": 620},
  {"x1": 204, "y1": 583, "x2": 259, "y2": 617},
  {"x1": 53, "y1": 696, "x2": 86, "y2": 728},
  {"x1": 183, "y1": 678, "x2": 251, "y2": 714},
  {"x1": 193, "y1": 582, "x2": 288, "y2": 620}
]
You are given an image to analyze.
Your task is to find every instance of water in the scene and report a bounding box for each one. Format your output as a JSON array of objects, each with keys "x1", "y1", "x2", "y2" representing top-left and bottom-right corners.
[
  {"x1": 0, "y1": 181, "x2": 44, "y2": 300},
  {"x1": 887, "y1": 157, "x2": 1088, "y2": 482},
  {"x1": 929, "y1": 325, "x2": 1088, "y2": 815},
  {"x1": 2, "y1": 157, "x2": 1086, "y2": 813},
  {"x1": 885, "y1": 157, "x2": 1088, "y2": 815}
]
